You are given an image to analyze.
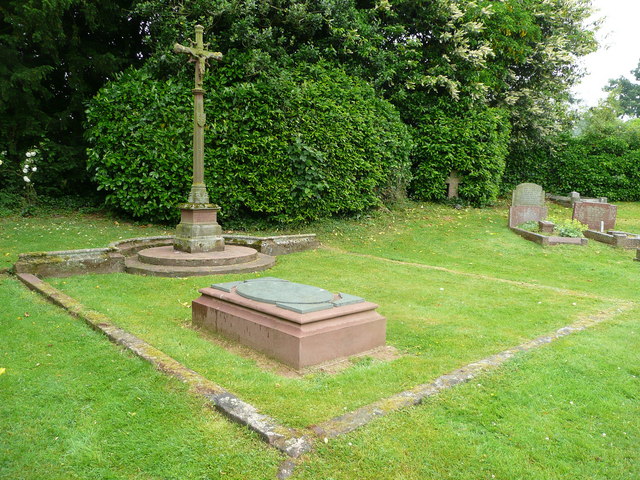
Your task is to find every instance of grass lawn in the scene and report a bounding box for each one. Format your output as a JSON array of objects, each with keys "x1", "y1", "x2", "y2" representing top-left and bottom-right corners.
[{"x1": 1, "y1": 200, "x2": 638, "y2": 479}]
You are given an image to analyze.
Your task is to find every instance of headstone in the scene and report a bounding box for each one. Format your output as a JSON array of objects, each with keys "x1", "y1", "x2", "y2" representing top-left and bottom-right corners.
[
  {"x1": 570, "y1": 191, "x2": 581, "y2": 205},
  {"x1": 446, "y1": 171, "x2": 461, "y2": 198},
  {"x1": 192, "y1": 278, "x2": 386, "y2": 370},
  {"x1": 509, "y1": 183, "x2": 548, "y2": 228},
  {"x1": 572, "y1": 202, "x2": 617, "y2": 231},
  {"x1": 512, "y1": 183, "x2": 545, "y2": 206}
]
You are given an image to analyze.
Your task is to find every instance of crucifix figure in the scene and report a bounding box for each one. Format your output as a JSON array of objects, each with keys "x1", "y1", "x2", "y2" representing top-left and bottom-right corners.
[
  {"x1": 174, "y1": 24, "x2": 223, "y2": 204},
  {"x1": 172, "y1": 25, "x2": 225, "y2": 253}
]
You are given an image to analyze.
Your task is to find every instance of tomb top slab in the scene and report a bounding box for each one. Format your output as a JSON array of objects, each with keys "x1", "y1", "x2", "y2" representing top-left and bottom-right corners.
[{"x1": 211, "y1": 278, "x2": 364, "y2": 314}]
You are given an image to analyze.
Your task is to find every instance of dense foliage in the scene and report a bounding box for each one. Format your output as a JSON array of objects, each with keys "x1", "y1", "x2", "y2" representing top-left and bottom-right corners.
[
  {"x1": 0, "y1": 0, "x2": 146, "y2": 194},
  {"x1": 605, "y1": 60, "x2": 640, "y2": 118},
  {"x1": 86, "y1": 63, "x2": 412, "y2": 223},
  {"x1": 504, "y1": 104, "x2": 640, "y2": 201},
  {"x1": 3, "y1": 0, "x2": 600, "y2": 221},
  {"x1": 409, "y1": 100, "x2": 510, "y2": 206}
]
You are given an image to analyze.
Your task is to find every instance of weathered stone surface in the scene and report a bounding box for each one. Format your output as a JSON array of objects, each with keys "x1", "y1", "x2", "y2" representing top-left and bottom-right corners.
[
  {"x1": 223, "y1": 234, "x2": 319, "y2": 256},
  {"x1": 511, "y1": 183, "x2": 545, "y2": 207},
  {"x1": 174, "y1": 204, "x2": 224, "y2": 253},
  {"x1": 446, "y1": 171, "x2": 461, "y2": 198},
  {"x1": 194, "y1": 278, "x2": 384, "y2": 369},
  {"x1": 14, "y1": 248, "x2": 125, "y2": 278},
  {"x1": 572, "y1": 202, "x2": 617, "y2": 231},
  {"x1": 538, "y1": 220, "x2": 554, "y2": 234},
  {"x1": 510, "y1": 227, "x2": 588, "y2": 246},
  {"x1": 508, "y1": 205, "x2": 548, "y2": 228},
  {"x1": 584, "y1": 230, "x2": 640, "y2": 249},
  {"x1": 124, "y1": 251, "x2": 275, "y2": 277}
]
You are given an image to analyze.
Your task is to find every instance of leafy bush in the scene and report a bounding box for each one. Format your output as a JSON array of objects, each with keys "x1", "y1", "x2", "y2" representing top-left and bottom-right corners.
[
  {"x1": 86, "y1": 62, "x2": 412, "y2": 224},
  {"x1": 504, "y1": 110, "x2": 640, "y2": 201},
  {"x1": 409, "y1": 102, "x2": 510, "y2": 207},
  {"x1": 549, "y1": 218, "x2": 587, "y2": 238}
]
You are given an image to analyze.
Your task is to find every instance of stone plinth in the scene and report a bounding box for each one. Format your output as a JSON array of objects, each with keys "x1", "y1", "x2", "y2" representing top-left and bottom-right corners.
[
  {"x1": 572, "y1": 202, "x2": 617, "y2": 231},
  {"x1": 192, "y1": 278, "x2": 386, "y2": 370},
  {"x1": 174, "y1": 203, "x2": 224, "y2": 253}
]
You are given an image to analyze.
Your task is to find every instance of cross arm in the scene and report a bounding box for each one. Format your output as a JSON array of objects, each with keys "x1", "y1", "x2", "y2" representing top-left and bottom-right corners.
[{"x1": 173, "y1": 43, "x2": 223, "y2": 62}]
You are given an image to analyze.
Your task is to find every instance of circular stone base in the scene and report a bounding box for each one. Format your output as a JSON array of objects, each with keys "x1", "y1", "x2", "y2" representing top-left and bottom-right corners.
[{"x1": 138, "y1": 245, "x2": 258, "y2": 267}]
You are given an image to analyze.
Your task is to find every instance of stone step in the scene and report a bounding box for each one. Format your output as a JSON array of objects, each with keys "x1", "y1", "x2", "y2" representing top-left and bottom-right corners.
[
  {"x1": 124, "y1": 253, "x2": 276, "y2": 277},
  {"x1": 137, "y1": 245, "x2": 258, "y2": 267}
]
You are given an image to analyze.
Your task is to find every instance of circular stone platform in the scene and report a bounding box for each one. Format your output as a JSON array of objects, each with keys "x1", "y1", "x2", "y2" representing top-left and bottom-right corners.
[
  {"x1": 124, "y1": 245, "x2": 275, "y2": 277},
  {"x1": 138, "y1": 245, "x2": 258, "y2": 267}
]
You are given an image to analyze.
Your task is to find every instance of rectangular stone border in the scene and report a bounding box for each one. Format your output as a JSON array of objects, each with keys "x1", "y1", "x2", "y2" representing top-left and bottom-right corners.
[
  {"x1": 13, "y1": 268, "x2": 634, "y2": 478},
  {"x1": 583, "y1": 230, "x2": 640, "y2": 249},
  {"x1": 310, "y1": 301, "x2": 632, "y2": 439},
  {"x1": 510, "y1": 227, "x2": 588, "y2": 246}
]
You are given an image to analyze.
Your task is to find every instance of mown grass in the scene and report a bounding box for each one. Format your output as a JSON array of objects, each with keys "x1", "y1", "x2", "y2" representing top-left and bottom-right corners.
[
  {"x1": 48, "y1": 252, "x2": 611, "y2": 427},
  {"x1": 296, "y1": 306, "x2": 640, "y2": 480},
  {"x1": 0, "y1": 210, "x2": 171, "y2": 270},
  {"x1": 0, "y1": 275, "x2": 282, "y2": 479},
  {"x1": 1, "y1": 199, "x2": 638, "y2": 479}
]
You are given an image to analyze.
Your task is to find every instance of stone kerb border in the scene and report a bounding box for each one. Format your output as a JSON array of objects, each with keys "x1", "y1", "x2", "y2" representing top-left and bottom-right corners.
[
  {"x1": 13, "y1": 266, "x2": 634, "y2": 478},
  {"x1": 15, "y1": 272, "x2": 314, "y2": 459},
  {"x1": 510, "y1": 227, "x2": 588, "y2": 246},
  {"x1": 13, "y1": 234, "x2": 318, "y2": 278},
  {"x1": 583, "y1": 230, "x2": 640, "y2": 249},
  {"x1": 547, "y1": 192, "x2": 608, "y2": 207}
]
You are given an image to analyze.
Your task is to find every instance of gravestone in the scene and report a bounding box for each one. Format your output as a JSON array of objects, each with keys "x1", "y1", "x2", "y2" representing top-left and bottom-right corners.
[
  {"x1": 446, "y1": 171, "x2": 461, "y2": 198},
  {"x1": 192, "y1": 277, "x2": 386, "y2": 369},
  {"x1": 572, "y1": 202, "x2": 617, "y2": 231},
  {"x1": 509, "y1": 183, "x2": 548, "y2": 228}
]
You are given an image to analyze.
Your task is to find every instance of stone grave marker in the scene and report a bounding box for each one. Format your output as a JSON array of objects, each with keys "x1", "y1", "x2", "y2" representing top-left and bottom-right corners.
[
  {"x1": 509, "y1": 183, "x2": 548, "y2": 228},
  {"x1": 192, "y1": 277, "x2": 386, "y2": 370},
  {"x1": 572, "y1": 202, "x2": 617, "y2": 231},
  {"x1": 446, "y1": 171, "x2": 461, "y2": 198}
]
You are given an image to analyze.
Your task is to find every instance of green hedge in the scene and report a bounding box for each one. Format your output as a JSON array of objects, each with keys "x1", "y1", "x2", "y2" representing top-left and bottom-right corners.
[
  {"x1": 504, "y1": 126, "x2": 640, "y2": 201},
  {"x1": 85, "y1": 62, "x2": 412, "y2": 224},
  {"x1": 408, "y1": 103, "x2": 510, "y2": 206}
]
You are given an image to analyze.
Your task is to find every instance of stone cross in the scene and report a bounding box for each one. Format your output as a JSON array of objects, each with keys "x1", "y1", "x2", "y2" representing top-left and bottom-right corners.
[
  {"x1": 446, "y1": 171, "x2": 461, "y2": 198},
  {"x1": 174, "y1": 25, "x2": 223, "y2": 204}
]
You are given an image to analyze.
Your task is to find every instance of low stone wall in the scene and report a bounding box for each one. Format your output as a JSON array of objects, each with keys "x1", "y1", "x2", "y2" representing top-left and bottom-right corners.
[
  {"x1": 510, "y1": 227, "x2": 588, "y2": 246},
  {"x1": 109, "y1": 236, "x2": 173, "y2": 255},
  {"x1": 547, "y1": 193, "x2": 608, "y2": 208},
  {"x1": 224, "y1": 234, "x2": 319, "y2": 256},
  {"x1": 584, "y1": 230, "x2": 640, "y2": 249},
  {"x1": 13, "y1": 234, "x2": 319, "y2": 278},
  {"x1": 14, "y1": 248, "x2": 125, "y2": 278}
]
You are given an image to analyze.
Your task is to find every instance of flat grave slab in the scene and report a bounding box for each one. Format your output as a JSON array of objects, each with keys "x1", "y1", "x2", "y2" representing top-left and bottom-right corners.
[{"x1": 192, "y1": 278, "x2": 386, "y2": 369}]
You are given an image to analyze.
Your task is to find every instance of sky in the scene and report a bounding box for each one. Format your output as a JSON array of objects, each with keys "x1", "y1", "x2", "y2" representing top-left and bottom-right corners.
[{"x1": 571, "y1": 0, "x2": 640, "y2": 108}]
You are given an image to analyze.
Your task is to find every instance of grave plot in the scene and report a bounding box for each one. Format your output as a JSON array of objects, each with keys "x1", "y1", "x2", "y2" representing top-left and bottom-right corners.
[
  {"x1": 46, "y1": 248, "x2": 613, "y2": 428},
  {"x1": 508, "y1": 183, "x2": 588, "y2": 246}
]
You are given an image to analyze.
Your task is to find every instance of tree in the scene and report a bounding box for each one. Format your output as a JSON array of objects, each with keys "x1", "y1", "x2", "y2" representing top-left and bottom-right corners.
[
  {"x1": 82, "y1": 0, "x2": 598, "y2": 214},
  {"x1": 605, "y1": 60, "x2": 640, "y2": 118},
  {"x1": 0, "y1": 0, "x2": 147, "y2": 194}
]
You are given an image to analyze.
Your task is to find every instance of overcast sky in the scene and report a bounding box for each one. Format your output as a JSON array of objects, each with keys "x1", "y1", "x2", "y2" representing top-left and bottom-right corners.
[{"x1": 571, "y1": 0, "x2": 640, "y2": 108}]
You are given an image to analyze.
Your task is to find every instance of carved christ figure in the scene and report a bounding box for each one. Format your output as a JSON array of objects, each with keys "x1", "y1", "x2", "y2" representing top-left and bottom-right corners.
[{"x1": 174, "y1": 25, "x2": 223, "y2": 204}]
